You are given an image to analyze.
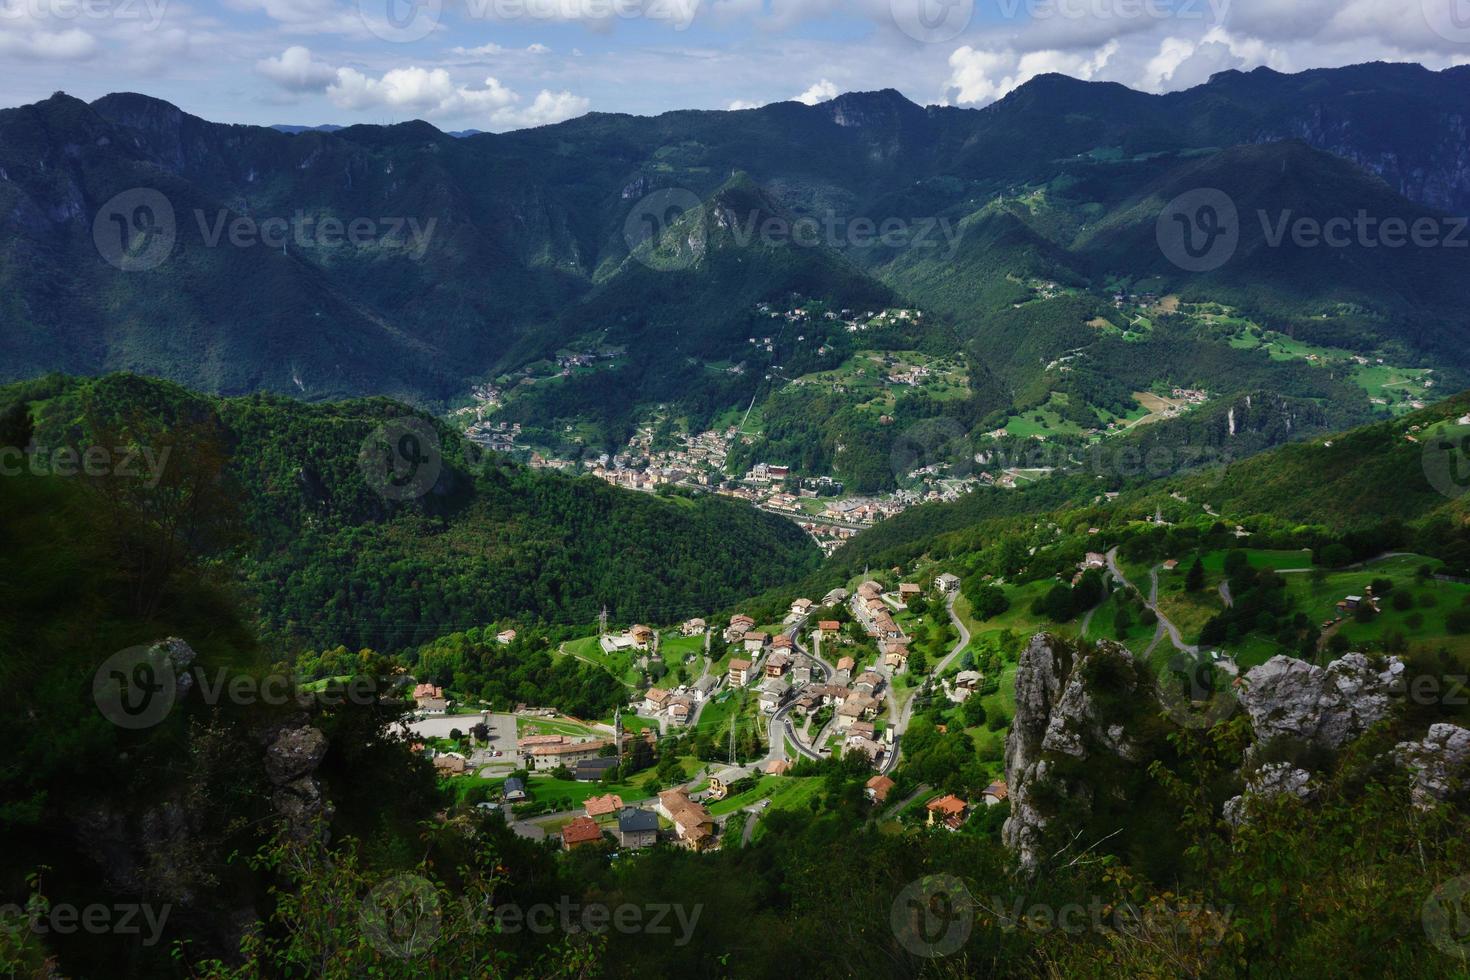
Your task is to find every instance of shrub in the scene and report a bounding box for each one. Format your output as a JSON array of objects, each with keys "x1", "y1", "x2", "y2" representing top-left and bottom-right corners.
[
  {"x1": 1447, "y1": 609, "x2": 1470, "y2": 635},
  {"x1": 1392, "y1": 591, "x2": 1415, "y2": 612}
]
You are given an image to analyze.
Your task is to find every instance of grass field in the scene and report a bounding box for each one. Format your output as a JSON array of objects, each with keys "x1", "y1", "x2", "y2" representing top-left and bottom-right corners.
[{"x1": 707, "y1": 774, "x2": 824, "y2": 818}]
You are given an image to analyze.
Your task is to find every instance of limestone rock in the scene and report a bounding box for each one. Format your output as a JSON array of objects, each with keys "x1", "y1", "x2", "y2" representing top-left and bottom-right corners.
[{"x1": 1395, "y1": 723, "x2": 1470, "y2": 808}]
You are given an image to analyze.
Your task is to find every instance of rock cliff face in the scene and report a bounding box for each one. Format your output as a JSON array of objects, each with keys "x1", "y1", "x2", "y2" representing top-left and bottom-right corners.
[
  {"x1": 1002, "y1": 635, "x2": 1152, "y2": 871},
  {"x1": 1004, "y1": 636, "x2": 1470, "y2": 862}
]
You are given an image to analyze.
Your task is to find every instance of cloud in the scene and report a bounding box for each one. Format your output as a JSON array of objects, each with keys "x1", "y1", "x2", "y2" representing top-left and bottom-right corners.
[
  {"x1": 256, "y1": 46, "x2": 336, "y2": 92},
  {"x1": 500, "y1": 89, "x2": 591, "y2": 127},
  {"x1": 728, "y1": 98, "x2": 762, "y2": 109},
  {"x1": 450, "y1": 42, "x2": 506, "y2": 56},
  {"x1": 326, "y1": 65, "x2": 588, "y2": 128},
  {"x1": 796, "y1": 78, "x2": 839, "y2": 104},
  {"x1": 0, "y1": 28, "x2": 99, "y2": 61},
  {"x1": 947, "y1": 41, "x2": 1119, "y2": 105}
]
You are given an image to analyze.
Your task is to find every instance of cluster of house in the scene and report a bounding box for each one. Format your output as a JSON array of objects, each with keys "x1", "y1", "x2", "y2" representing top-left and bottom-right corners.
[
  {"x1": 558, "y1": 792, "x2": 666, "y2": 852},
  {"x1": 909, "y1": 781, "x2": 1008, "y2": 830},
  {"x1": 789, "y1": 657, "x2": 888, "y2": 735},
  {"x1": 639, "y1": 675, "x2": 720, "y2": 725}
]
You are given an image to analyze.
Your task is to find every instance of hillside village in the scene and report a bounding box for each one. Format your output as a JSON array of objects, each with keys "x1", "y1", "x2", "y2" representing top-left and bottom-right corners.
[{"x1": 404, "y1": 569, "x2": 1005, "y2": 852}]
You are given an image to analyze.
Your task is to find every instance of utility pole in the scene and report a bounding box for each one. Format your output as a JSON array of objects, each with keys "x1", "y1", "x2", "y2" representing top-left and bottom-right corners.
[
  {"x1": 599, "y1": 605, "x2": 608, "y2": 637},
  {"x1": 614, "y1": 706, "x2": 623, "y2": 757},
  {"x1": 728, "y1": 713, "x2": 736, "y2": 765}
]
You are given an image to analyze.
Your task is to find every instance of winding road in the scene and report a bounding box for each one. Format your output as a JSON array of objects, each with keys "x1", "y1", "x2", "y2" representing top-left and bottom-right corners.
[{"x1": 1106, "y1": 548, "x2": 1198, "y2": 659}]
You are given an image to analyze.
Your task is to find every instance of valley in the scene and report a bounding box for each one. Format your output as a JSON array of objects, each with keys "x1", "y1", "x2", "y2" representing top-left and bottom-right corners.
[{"x1": 5, "y1": 60, "x2": 1470, "y2": 978}]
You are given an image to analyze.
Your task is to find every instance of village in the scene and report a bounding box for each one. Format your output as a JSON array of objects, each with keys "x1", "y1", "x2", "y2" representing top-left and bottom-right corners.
[{"x1": 400, "y1": 569, "x2": 1009, "y2": 853}]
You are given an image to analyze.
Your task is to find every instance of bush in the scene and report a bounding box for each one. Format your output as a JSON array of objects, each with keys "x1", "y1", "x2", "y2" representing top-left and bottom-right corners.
[
  {"x1": 1420, "y1": 592, "x2": 1440, "y2": 609},
  {"x1": 1371, "y1": 577, "x2": 1395, "y2": 596},
  {"x1": 1392, "y1": 591, "x2": 1415, "y2": 612},
  {"x1": 1447, "y1": 609, "x2": 1470, "y2": 635}
]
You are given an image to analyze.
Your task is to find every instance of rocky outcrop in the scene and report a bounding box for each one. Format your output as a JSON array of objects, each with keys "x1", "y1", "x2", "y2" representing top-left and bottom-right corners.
[
  {"x1": 1003, "y1": 635, "x2": 1153, "y2": 871},
  {"x1": 263, "y1": 724, "x2": 333, "y2": 840},
  {"x1": 1395, "y1": 724, "x2": 1470, "y2": 808},
  {"x1": 1222, "y1": 762, "x2": 1318, "y2": 826},
  {"x1": 1236, "y1": 653, "x2": 1402, "y2": 752}
]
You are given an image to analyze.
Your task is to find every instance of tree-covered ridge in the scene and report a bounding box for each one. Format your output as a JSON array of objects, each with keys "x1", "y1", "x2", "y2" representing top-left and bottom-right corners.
[{"x1": 2, "y1": 373, "x2": 821, "y2": 651}]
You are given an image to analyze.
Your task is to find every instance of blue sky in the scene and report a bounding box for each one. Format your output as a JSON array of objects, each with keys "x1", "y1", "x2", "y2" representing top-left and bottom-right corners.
[{"x1": 2, "y1": 0, "x2": 1468, "y2": 130}]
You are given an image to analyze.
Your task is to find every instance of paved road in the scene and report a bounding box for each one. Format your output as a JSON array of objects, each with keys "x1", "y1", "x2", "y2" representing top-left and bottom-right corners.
[
  {"x1": 1107, "y1": 548, "x2": 1197, "y2": 657},
  {"x1": 879, "y1": 782, "x2": 931, "y2": 821}
]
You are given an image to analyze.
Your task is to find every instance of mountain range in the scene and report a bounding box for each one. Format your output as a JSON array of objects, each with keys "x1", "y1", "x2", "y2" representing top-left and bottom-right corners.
[{"x1": 2, "y1": 62, "x2": 1468, "y2": 467}]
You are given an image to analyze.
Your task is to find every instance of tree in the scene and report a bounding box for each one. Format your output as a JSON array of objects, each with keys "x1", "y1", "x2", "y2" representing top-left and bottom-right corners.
[
  {"x1": 961, "y1": 695, "x2": 987, "y2": 728},
  {"x1": 970, "y1": 584, "x2": 1010, "y2": 620},
  {"x1": 1185, "y1": 558, "x2": 1206, "y2": 592},
  {"x1": 1113, "y1": 606, "x2": 1133, "y2": 638}
]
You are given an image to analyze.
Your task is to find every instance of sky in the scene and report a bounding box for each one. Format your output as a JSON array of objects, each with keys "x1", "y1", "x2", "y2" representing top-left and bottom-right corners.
[{"x1": 1, "y1": 0, "x2": 1468, "y2": 132}]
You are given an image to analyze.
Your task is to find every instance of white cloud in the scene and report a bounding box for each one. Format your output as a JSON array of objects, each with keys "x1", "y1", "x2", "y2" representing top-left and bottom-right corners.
[
  {"x1": 728, "y1": 98, "x2": 762, "y2": 109},
  {"x1": 0, "y1": 28, "x2": 99, "y2": 61},
  {"x1": 796, "y1": 78, "x2": 839, "y2": 104},
  {"x1": 256, "y1": 45, "x2": 336, "y2": 91},
  {"x1": 326, "y1": 65, "x2": 587, "y2": 129},
  {"x1": 500, "y1": 89, "x2": 591, "y2": 127},
  {"x1": 450, "y1": 42, "x2": 506, "y2": 56},
  {"x1": 947, "y1": 41, "x2": 1119, "y2": 106}
]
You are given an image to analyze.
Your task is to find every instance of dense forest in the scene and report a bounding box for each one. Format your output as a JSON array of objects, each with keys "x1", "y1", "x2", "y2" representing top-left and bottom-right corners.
[{"x1": 0, "y1": 373, "x2": 821, "y2": 651}]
